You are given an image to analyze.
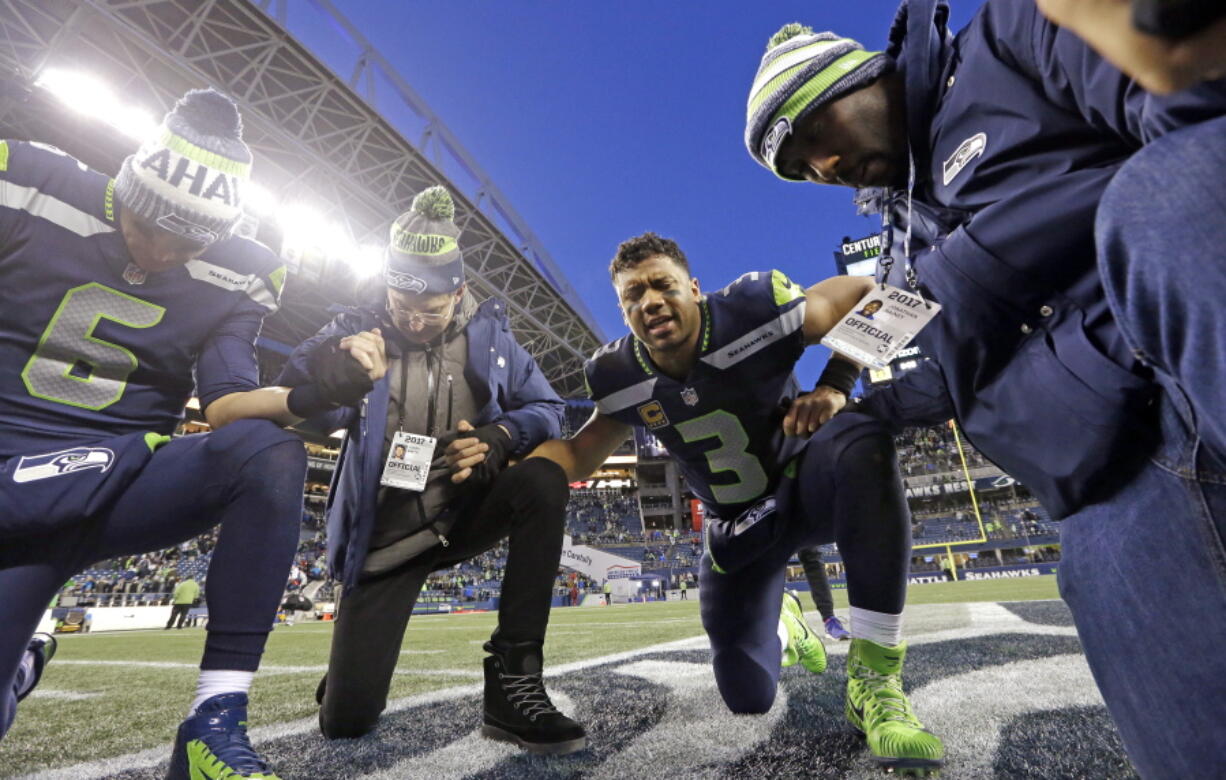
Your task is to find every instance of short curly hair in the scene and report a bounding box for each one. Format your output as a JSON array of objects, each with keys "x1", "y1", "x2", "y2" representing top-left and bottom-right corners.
[{"x1": 609, "y1": 231, "x2": 691, "y2": 284}]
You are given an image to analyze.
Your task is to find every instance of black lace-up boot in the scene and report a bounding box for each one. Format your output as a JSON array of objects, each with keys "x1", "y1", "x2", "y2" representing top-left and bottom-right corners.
[{"x1": 481, "y1": 640, "x2": 586, "y2": 755}]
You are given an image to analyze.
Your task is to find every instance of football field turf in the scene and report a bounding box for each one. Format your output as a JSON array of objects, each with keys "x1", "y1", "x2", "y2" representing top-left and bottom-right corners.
[{"x1": 6, "y1": 575, "x2": 1137, "y2": 779}]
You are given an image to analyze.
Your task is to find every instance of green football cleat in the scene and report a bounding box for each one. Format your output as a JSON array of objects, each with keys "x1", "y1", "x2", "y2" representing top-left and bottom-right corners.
[
  {"x1": 780, "y1": 590, "x2": 827, "y2": 674},
  {"x1": 845, "y1": 638, "x2": 944, "y2": 776}
]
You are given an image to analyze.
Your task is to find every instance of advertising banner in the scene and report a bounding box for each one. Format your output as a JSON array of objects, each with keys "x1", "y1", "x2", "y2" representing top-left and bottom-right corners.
[{"x1": 560, "y1": 536, "x2": 641, "y2": 582}]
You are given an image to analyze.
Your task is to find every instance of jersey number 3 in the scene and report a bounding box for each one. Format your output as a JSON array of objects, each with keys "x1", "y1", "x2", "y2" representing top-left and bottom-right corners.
[
  {"x1": 676, "y1": 410, "x2": 768, "y2": 505},
  {"x1": 22, "y1": 283, "x2": 165, "y2": 410}
]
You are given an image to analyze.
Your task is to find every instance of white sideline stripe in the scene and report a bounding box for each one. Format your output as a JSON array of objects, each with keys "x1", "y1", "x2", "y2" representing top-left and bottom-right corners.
[
  {"x1": 20, "y1": 634, "x2": 710, "y2": 780},
  {"x1": 0, "y1": 181, "x2": 113, "y2": 237},
  {"x1": 26, "y1": 690, "x2": 100, "y2": 701},
  {"x1": 48, "y1": 660, "x2": 480, "y2": 678},
  {"x1": 400, "y1": 649, "x2": 446, "y2": 655}
]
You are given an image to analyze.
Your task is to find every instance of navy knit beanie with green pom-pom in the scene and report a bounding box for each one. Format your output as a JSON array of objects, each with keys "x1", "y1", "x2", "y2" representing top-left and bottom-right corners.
[
  {"x1": 745, "y1": 24, "x2": 893, "y2": 180},
  {"x1": 385, "y1": 185, "x2": 464, "y2": 294}
]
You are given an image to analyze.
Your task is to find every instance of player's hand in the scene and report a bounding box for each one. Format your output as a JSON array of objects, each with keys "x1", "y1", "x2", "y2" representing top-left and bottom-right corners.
[
  {"x1": 439, "y1": 420, "x2": 486, "y2": 484},
  {"x1": 437, "y1": 420, "x2": 512, "y2": 485},
  {"x1": 307, "y1": 335, "x2": 375, "y2": 406},
  {"x1": 338, "y1": 328, "x2": 387, "y2": 381},
  {"x1": 782, "y1": 386, "x2": 847, "y2": 437}
]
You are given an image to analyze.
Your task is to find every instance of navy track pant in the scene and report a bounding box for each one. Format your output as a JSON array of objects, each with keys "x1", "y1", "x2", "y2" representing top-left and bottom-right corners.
[
  {"x1": 0, "y1": 419, "x2": 306, "y2": 740},
  {"x1": 699, "y1": 412, "x2": 911, "y2": 714}
]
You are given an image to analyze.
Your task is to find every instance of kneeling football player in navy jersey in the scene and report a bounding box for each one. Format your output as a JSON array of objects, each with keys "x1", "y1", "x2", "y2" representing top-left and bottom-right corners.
[
  {"x1": 0, "y1": 89, "x2": 381, "y2": 779},
  {"x1": 529, "y1": 232, "x2": 944, "y2": 774}
]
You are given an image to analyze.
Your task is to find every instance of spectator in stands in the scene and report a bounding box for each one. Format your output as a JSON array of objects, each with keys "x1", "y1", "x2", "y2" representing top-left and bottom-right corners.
[
  {"x1": 166, "y1": 578, "x2": 200, "y2": 631},
  {"x1": 279, "y1": 186, "x2": 584, "y2": 754},
  {"x1": 744, "y1": 5, "x2": 1226, "y2": 773}
]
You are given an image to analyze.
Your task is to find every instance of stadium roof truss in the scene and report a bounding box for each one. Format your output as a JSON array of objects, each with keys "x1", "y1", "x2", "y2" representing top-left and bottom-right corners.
[{"x1": 0, "y1": 0, "x2": 603, "y2": 397}]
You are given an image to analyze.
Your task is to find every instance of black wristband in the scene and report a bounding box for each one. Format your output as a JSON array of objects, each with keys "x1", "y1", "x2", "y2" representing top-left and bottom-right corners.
[
  {"x1": 816, "y1": 358, "x2": 861, "y2": 397},
  {"x1": 287, "y1": 383, "x2": 339, "y2": 419}
]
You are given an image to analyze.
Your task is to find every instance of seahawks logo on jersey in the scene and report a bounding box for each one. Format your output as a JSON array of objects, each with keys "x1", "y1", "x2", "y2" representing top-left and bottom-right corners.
[{"x1": 12, "y1": 446, "x2": 114, "y2": 483}]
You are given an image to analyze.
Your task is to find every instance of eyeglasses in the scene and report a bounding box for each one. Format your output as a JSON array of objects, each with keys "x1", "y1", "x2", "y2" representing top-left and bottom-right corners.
[{"x1": 387, "y1": 297, "x2": 455, "y2": 325}]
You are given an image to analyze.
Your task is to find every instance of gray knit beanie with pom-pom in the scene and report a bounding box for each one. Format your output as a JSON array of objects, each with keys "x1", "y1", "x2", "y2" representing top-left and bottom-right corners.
[
  {"x1": 114, "y1": 88, "x2": 251, "y2": 244},
  {"x1": 385, "y1": 185, "x2": 464, "y2": 294}
]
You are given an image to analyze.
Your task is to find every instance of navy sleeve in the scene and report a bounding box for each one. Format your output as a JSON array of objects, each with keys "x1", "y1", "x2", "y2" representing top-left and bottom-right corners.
[
  {"x1": 194, "y1": 249, "x2": 288, "y2": 408},
  {"x1": 195, "y1": 307, "x2": 264, "y2": 408},
  {"x1": 855, "y1": 359, "x2": 956, "y2": 432},
  {"x1": 494, "y1": 336, "x2": 565, "y2": 456},
  {"x1": 0, "y1": 140, "x2": 114, "y2": 246},
  {"x1": 1006, "y1": 1, "x2": 1226, "y2": 144}
]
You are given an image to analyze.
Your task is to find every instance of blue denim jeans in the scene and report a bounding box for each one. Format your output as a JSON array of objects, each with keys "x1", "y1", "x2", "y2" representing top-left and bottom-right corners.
[{"x1": 1061, "y1": 115, "x2": 1226, "y2": 777}]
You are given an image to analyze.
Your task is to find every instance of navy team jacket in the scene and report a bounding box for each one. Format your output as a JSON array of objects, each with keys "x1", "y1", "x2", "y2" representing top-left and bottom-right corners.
[
  {"x1": 856, "y1": 0, "x2": 1226, "y2": 517},
  {"x1": 277, "y1": 299, "x2": 564, "y2": 587}
]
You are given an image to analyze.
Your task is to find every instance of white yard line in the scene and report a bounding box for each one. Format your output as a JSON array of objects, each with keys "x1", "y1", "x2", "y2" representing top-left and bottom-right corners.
[
  {"x1": 48, "y1": 660, "x2": 480, "y2": 678},
  {"x1": 25, "y1": 690, "x2": 101, "y2": 701}
]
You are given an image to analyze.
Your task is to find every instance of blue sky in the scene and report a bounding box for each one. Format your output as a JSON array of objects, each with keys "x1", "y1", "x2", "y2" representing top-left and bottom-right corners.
[{"x1": 301, "y1": 0, "x2": 985, "y2": 384}]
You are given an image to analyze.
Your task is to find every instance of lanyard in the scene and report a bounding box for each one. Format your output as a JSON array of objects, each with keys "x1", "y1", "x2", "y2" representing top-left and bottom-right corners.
[{"x1": 876, "y1": 152, "x2": 930, "y2": 307}]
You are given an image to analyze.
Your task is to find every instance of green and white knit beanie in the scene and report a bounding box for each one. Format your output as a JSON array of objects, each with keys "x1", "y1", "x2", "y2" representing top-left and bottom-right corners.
[
  {"x1": 385, "y1": 185, "x2": 464, "y2": 294},
  {"x1": 114, "y1": 88, "x2": 251, "y2": 244},
  {"x1": 745, "y1": 24, "x2": 893, "y2": 179}
]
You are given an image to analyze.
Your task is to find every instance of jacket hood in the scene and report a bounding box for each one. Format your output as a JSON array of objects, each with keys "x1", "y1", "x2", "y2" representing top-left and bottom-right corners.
[{"x1": 887, "y1": 0, "x2": 954, "y2": 181}]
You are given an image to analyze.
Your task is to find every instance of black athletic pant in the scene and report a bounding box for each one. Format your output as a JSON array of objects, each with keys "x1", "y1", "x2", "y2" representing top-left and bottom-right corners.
[
  {"x1": 319, "y1": 458, "x2": 569, "y2": 739},
  {"x1": 797, "y1": 546, "x2": 834, "y2": 620},
  {"x1": 166, "y1": 603, "x2": 192, "y2": 629}
]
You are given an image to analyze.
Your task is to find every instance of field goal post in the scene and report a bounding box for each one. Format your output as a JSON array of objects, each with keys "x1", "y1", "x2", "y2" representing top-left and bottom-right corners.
[{"x1": 911, "y1": 420, "x2": 989, "y2": 580}]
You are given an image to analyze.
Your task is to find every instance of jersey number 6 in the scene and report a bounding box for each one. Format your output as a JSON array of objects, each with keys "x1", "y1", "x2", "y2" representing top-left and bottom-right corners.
[{"x1": 22, "y1": 283, "x2": 165, "y2": 410}]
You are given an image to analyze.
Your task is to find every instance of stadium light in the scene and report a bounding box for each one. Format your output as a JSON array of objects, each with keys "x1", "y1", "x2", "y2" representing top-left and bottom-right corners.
[
  {"x1": 34, "y1": 68, "x2": 157, "y2": 140},
  {"x1": 350, "y1": 244, "x2": 385, "y2": 279},
  {"x1": 277, "y1": 204, "x2": 351, "y2": 255},
  {"x1": 34, "y1": 68, "x2": 370, "y2": 279},
  {"x1": 243, "y1": 181, "x2": 276, "y2": 216}
]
